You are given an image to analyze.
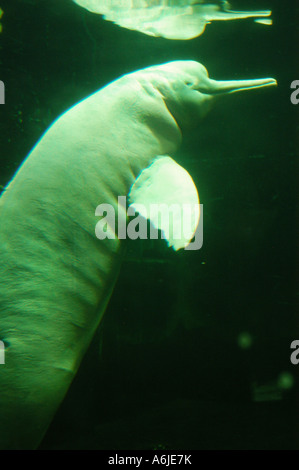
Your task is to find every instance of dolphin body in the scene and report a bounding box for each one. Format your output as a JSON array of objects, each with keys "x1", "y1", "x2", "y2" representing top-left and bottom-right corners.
[
  {"x1": 0, "y1": 61, "x2": 276, "y2": 449},
  {"x1": 73, "y1": 0, "x2": 273, "y2": 40}
]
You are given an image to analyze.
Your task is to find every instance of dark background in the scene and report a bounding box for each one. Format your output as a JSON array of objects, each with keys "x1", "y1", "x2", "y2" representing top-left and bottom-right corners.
[{"x1": 0, "y1": 0, "x2": 298, "y2": 449}]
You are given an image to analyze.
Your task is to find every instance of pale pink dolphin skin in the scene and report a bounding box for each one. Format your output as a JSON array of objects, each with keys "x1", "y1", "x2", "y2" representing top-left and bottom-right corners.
[
  {"x1": 0, "y1": 61, "x2": 276, "y2": 449},
  {"x1": 73, "y1": 0, "x2": 273, "y2": 39}
]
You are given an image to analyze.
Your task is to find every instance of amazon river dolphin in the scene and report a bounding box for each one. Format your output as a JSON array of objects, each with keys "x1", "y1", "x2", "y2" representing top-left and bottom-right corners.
[
  {"x1": 0, "y1": 61, "x2": 276, "y2": 449},
  {"x1": 73, "y1": 0, "x2": 273, "y2": 40}
]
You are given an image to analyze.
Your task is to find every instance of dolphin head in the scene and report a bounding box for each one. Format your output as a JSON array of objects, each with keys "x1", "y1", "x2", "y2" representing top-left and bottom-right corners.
[{"x1": 139, "y1": 61, "x2": 277, "y2": 128}]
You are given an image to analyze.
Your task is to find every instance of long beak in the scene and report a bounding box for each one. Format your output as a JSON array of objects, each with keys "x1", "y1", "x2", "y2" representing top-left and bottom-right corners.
[
  {"x1": 199, "y1": 77, "x2": 277, "y2": 95},
  {"x1": 207, "y1": 9, "x2": 272, "y2": 21}
]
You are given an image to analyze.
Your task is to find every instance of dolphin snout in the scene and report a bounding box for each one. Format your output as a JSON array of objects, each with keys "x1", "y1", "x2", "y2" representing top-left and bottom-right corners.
[{"x1": 198, "y1": 76, "x2": 278, "y2": 95}]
